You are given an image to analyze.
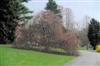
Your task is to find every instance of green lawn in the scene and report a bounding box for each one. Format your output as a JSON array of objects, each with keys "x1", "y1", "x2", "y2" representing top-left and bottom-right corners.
[{"x1": 0, "y1": 45, "x2": 74, "y2": 66}]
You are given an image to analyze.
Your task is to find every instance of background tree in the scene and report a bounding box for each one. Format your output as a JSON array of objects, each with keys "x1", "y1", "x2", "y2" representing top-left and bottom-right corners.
[
  {"x1": 88, "y1": 18, "x2": 100, "y2": 50},
  {"x1": 78, "y1": 28, "x2": 90, "y2": 46},
  {"x1": 0, "y1": 0, "x2": 32, "y2": 44},
  {"x1": 45, "y1": 0, "x2": 60, "y2": 14},
  {"x1": 17, "y1": 0, "x2": 33, "y2": 22}
]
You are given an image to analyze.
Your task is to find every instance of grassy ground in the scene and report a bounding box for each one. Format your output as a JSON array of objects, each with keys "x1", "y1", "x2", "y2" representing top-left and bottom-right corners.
[{"x1": 0, "y1": 45, "x2": 74, "y2": 66}]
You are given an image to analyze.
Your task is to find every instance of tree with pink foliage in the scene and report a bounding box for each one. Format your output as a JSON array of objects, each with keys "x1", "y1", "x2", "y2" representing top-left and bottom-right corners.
[{"x1": 14, "y1": 10, "x2": 79, "y2": 56}]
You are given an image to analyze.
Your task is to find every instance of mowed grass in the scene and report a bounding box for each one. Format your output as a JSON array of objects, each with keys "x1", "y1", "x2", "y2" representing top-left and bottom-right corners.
[{"x1": 0, "y1": 45, "x2": 74, "y2": 66}]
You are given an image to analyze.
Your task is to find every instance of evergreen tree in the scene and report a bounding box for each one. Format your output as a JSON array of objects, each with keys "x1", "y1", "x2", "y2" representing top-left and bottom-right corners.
[
  {"x1": 17, "y1": 0, "x2": 32, "y2": 22},
  {"x1": 45, "y1": 0, "x2": 60, "y2": 14},
  {"x1": 0, "y1": 0, "x2": 31, "y2": 44},
  {"x1": 88, "y1": 18, "x2": 100, "y2": 50}
]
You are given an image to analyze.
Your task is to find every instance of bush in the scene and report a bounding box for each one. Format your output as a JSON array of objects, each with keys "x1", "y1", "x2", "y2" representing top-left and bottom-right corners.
[{"x1": 96, "y1": 44, "x2": 100, "y2": 52}]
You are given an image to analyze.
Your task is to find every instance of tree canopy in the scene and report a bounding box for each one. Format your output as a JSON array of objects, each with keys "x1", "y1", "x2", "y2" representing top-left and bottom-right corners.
[
  {"x1": 88, "y1": 18, "x2": 100, "y2": 49},
  {"x1": 45, "y1": 0, "x2": 60, "y2": 14}
]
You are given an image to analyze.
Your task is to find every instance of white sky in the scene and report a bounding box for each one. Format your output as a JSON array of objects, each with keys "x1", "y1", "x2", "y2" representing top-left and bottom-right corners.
[{"x1": 24, "y1": 0, "x2": 100, "y2": 28}]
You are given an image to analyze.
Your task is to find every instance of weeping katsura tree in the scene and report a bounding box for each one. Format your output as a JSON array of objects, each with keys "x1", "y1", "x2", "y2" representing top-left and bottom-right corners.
[{"x1": 15, "y1": 10, "x2": 79, "y2": 56}]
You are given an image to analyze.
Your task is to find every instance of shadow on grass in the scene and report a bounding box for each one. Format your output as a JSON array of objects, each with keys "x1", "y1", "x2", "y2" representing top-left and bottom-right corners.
[
  {"x1": 11, "y1": 46, "x2": 70, "y2": 56},
  {"x1": 31, "y1": 48, "x2": 69, "y2": 56},
  {"x1": 1, "y1": 44, "x2": 78, "y2": 56}
]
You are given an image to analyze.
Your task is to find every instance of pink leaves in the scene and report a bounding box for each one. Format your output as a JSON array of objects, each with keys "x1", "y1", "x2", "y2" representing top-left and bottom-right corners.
[{"x1": 14, "y1": 10, "x2": 79, "y2": 55}]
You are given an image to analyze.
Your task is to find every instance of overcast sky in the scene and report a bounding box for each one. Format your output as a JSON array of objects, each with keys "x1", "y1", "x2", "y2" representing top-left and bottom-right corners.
[{"x1": 24, "y1": 0, "x2": 100, "y2": 27}]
